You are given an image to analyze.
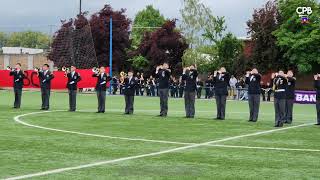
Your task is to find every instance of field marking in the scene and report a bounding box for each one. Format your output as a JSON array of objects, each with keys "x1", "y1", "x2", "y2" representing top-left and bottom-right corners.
[
  {"x1": 6, "y1": 110, "x2": 315, "y2": 179},
  {"x1": 207, "y1": 144, "x2": 320, "y2": 152}
]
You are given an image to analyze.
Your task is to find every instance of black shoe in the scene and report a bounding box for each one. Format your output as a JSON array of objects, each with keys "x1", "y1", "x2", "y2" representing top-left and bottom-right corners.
[
  {"x1": 101, "y1": 111, "x2": 105, "y2": 113},
  {"x1": 96, "y1": 111, "x2": 101, "y2": 113},
  {"x1": 185, "y1": 116, "x2": 190, "y2": 118},
  {"x1": 248, "y1": 119, "x2": 253, "y2": 122},
  {"x1": 157, "y1": 114, "x2": 163, "y2": 117},
  {"x1": 214, "y1": 117, "x2": 221, "y2": 120},
  {"x1": 124, "y1": 112, "x2": 129, "y2": 115},
  {"x1": 315, "y1": 123, "x2": 320, "y2": 126}
]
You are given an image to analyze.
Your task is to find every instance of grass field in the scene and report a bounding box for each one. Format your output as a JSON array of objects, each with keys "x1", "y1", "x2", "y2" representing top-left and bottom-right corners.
[{"x1": 0, "y1": 90, "x2": 319, "y2": 180}]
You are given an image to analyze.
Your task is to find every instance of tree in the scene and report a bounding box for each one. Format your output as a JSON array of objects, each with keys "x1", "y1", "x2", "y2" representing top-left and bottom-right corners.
[
  {"x1": 182, "y1": 45, "x2": 218, "y2": 73},
  {"x1": 90, "y1": 4, "x2": 131, "y2": 72},
  {"x1": 247, "y1": 0, "x2": 284, "y2": 73},
  {"x1": 135, "y1": 20, "x2": 188, "y2": 76},
  {"x1": 131, "y1": 5, "x2": 166, "y2": 49},
  {"x1": 0, "y1": 32, "x2": 8, "y2": 49},
  {"x1": 273, "y1": 0, "x2": 320, "y2": 73},
  {"x1": 180, "y1": 0, "x2": 226, "y2": 47},
  {"x1": 216, "y1": 33, "x2": 243, "y2": 75},
  {"x1": 127, "y1": 55, "x2": 149, "y2": 71},
  {"x1": 6, "y1": 31, "x2": 50, "y2": 49}
]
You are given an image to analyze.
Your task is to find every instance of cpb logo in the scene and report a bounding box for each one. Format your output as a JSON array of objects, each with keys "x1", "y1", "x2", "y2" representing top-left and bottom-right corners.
[{"x1": 296, "y1": 7, "x2": 312, "y2": 16}]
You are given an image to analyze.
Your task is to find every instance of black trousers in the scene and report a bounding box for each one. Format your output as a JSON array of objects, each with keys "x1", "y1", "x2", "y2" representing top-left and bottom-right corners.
[
  {"x1": 285, "y1": 99, "x2": 294, "y2": 123},
  {"x1": 197, "y1": 88, "x2": 202, "y2": 98},
  {"x1": 184, "y1": 91, "x2": 196, "y2": 117},
  {"x1": 125, "y1": 95, "x2": 134, "y2": 114},
  {"x1": 96, "y1": 90, "x2": 106, "y2": 112},
  {"x1": 159, "y1": 88, "x2": 169, "y2": 116},
  {"x1": 215, "y1": 95, "x2": 227, "y2": 119},
  {"x1": 68, "y1": 90, "x2": 77, "y2": 111},
  {"x1": 41, "y1": 87, "x2": 51, "y2": 110},
  {"x1": 316, "y1": 101, "x2": 320, "y2": 124},
  {"x1": 248, "y1": 94, "x2": 260, "y2": 121},
  {"x1": 14, "y1": 87, "x2": 22, "y2": 108},
  {"x1": 274, "y1": 98, "x2": 286, "y2": 126}
]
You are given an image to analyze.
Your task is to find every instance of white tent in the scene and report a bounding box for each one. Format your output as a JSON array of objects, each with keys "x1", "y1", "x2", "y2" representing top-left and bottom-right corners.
[{"x1": 1, "y1": 47, "x2": 44, "y2": 55}]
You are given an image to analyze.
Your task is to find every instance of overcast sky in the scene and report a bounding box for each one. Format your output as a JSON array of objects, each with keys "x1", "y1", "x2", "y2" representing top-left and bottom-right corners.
[{"x1": 0, "y1": 0, "x2": 269, "y2": 37}]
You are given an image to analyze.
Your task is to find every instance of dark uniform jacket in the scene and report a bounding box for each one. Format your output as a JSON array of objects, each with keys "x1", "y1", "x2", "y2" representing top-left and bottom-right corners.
[
  {"x1": 124, "y1": 77, "x2": 138, "y2": 96},
  {"x1": 9, "y1": 70, "x2": 25, "y2": 89},
  {"x1": 66, "y1": 72, "x2": 82, "y2": 90},
  {"x1": 197, "y1": 81, "x2": 204, "y2": 89},
  {"x1": 182, "y1": 69, "x2": 198, "y2": 92},
  {"x1": 156, "y1": 69, "x2": 171, "y2": 89},
  {"x1": 315, "y1": 79, "x2": 320, "y2": 101},
  {"x1": 245, "y1": 74, "x2": 261, "y2": 95},
  {"x1": 92, "y1": 73, "x2": 111, "y2": 91},
  {"x1": 286, "y1": 77, "x2": 296, "y2": 100},
  {"x1": 38, "y1": 70, "x2": 54, "y2": 89},
  {"x1": 213, "y1": 72, "x2": 230, "y2": 96},
  {"x1": 272, "y1": 76, "x2": 287, "y2": 99}
]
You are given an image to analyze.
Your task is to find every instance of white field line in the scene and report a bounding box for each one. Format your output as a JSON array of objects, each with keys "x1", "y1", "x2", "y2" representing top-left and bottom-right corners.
[
  {"x1": 207, "y1": 144, "x2": 320, "y2": 152},
  {"x1": 5, "y1": 111, "x2": 315, "y2": 180}
]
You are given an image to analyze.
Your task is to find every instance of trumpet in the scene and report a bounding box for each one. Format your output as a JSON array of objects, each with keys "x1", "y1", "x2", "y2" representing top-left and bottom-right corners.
[
  {"x1": 34, "y1": 67, "x2": 41, "y2": 72},
  {"x1": 6, "y1": 66, "x2": 14, "y2": 71},
  {"x1": 92, "y1": 67, "x2": 99, "y2": 74},
  {"x1": 62, "y1": 66, "x2": 70, "y2": 73}
]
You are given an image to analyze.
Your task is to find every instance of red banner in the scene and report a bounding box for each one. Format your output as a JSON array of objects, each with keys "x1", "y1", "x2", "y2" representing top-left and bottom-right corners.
[{"x1": 0, "y1": 68, "x2": 110, "y2": 89}]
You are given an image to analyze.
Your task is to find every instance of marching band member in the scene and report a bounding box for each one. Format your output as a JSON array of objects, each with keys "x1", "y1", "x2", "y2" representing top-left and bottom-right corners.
[
  {"x1": 196, "y1": 78, "x2": 204, "y2": 99},
  {"x1": 92, "y1": 66, "x2": 111, "y2": 113},
  {"x1": 314, "y1": 74, "x2": 320, "y2": 125},
  {"x1": 284, "y1": 70, "x2": 296, "y2": 124},
  {"x1": 245, "y1": 68, "x2": 261, "y2": 122},
  {"x1": 65, "y1": 65, "x2": 82, "y2": 112},
  {"x1": 155, "y1": 63, "x2": 171, "y2": 117},
  {"x1": 123, "y1": 70, "x2": 137, "y2": 115},
  {"x1": 9, "y1": 63, "x2": 25, "y2": 109},
  {"x1": 35, "y1": 64, "x2": 54, "y2": 110},
  {"x1": 213, "y1": 67, "x2": 230, "y2": 120},
  {"x1": 182, "y1": 65, "x2": 198, "y2": 118},
  {"x1": 272, "y1": 70, "x2": 288, "y2": 127}
]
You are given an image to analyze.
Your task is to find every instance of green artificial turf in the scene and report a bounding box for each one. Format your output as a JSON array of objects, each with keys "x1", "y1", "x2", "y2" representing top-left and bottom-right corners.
[{"x1": 0, "y1": 90, "x2": 319, "y2": 180}]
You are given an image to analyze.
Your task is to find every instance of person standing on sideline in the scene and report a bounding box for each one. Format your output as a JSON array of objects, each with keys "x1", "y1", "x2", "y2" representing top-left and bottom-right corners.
[
  {"x1": 284, "y1": 70, "x2": 296, "y2": 124},
  {"x1": 314, "y1": 74, "x2": 320, "y2": 125},
  {"x1": 65, "y1": 65, "x2": 82, "y2": 112},
  {"x1": 229, "y1": 75, "x2": 238, "y2": 99},
  {"x1": 245, "y1": 68, "x2": 261, "y2": 122},
  {"x1": 92, "y1": 66, "x2": 111, "y2": 113},
  {"x1": 272, "y1": 71, "x2": 288, "y2": 127},
  {"x1": 182, "y1": 65, "x2": 198, "y2": 118},
  {"x1": 155, "y1": 63, "x2": 171, "y2": 117},
  {"x1": 9, "y1": 63, "x2": 25, "y2": 109},
  {"x1": 196, "y1": 78, "x2": 203, "y2": 99},
  {"x1": 213, "y1": 67, "x2": 230, "y2": 120},
  {"x1": 35, "y1": 64, "x2": 54, "y2": 110},
  {"x1": 123, "y1": 70, "x2": 137, "y2": 115}
]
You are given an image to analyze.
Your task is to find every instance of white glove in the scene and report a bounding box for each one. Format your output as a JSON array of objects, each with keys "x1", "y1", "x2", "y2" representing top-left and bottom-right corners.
[{"x1": 69, "y1": 81, "x2": 75, "y2": 84}]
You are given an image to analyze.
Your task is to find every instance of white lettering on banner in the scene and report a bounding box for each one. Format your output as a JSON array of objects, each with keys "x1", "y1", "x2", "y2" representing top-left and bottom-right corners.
[{"x1": 295, "y1": 93, "x2": 316, "y2": 103}]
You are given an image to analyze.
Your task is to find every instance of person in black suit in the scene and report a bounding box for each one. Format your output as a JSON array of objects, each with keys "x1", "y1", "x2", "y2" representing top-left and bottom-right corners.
[
  {"x1": 182, "y1": 65, "x2": 198, "y2": 118},
  {"x1": 35, "y1": 64, "x2": 54, "y2": 110},
  {"x1": 284, "y1": 70, "x2": 296, "y2": 124},
  {"x1": 314, "y1": 74, "x2": 320, "y2": 125},
  {"x1": 9, "y1": 63, "x2": 25, "y2": 109},
  {"x1": 65, "y1": 65, "x2": 82, "y2": 112},
  {"x1": 123, "y1": 70, "x2": 138, "y2": 114},
  {"x1": 196, "y1": 78, "x2": 204, "y2": 99},
  {"x1": 213, "y1": 67, "x2": 230, "y2": 120},
  {"x1": 92, "y1": 66, "x2": 111, "y2": 113},
  {"x1": 155, "y1": 63, "x2": 171, "y2": 117},
  {"x1": 272, "y1": 71, "x2": 288, "y2": 127},
  {"x1": 245, "y1": 68, "x2": 262, "y2": 122}
]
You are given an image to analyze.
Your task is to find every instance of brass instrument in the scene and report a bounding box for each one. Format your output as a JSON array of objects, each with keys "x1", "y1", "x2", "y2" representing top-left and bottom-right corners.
[
  {"x1": 62, "y1": 66, "x2": 71, "y2": 77},
  {"x1": 34, "y1": 67, "x2": 41, "y2": 72},
  {"x1": 119, "y1": 71, "x2": 127, "y2": 84},
  {"x1": 6, "y1": 66, "x2": 15, "y2": 71},
  {"x1": 92, "y1": 67, "x2": 99, "y2": 74}
]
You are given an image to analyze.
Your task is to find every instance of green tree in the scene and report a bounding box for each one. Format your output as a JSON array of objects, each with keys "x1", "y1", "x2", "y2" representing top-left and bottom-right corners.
[
  {"x1": 0, "y1": 32, "x2": 8, "y2": 49},
  {"x1": 128, "y1": 55, "x2": 149, "y2": 71},
  {"x1": 180, "y1": 0, "x2": 226, "y2": 47},
  {"x1": 273, "y1": 0, "x2": 320, "y2": 73},
  {"x1": 216, "y1": 33, "x2": 243, "y2": 74},
  {"x1": 7, "y1": 31, "x2": 50, "y2": 49},
  {"x1": 131, "y1": 5, "x2": 166, "y2": 49}
]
